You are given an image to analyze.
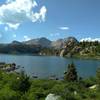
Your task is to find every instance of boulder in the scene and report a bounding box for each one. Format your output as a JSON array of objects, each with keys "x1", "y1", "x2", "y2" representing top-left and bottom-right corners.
[{"x1": 45, "y1": 93, "x2": 61, "y2": 100}]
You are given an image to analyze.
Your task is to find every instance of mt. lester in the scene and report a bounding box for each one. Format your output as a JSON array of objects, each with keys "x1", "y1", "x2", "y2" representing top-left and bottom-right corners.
[{"x1": 0, "y1": 37, "x2": 100, "y2": 58}]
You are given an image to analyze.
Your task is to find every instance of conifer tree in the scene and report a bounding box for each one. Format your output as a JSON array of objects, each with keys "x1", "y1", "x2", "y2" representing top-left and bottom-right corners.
[{"x1": 64, "y1": 63, "x2": 78, "y2": 81}]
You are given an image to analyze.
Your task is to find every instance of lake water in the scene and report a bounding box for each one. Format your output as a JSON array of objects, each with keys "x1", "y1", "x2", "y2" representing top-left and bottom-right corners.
[{"x1": 0, "y1": 54, "x2": 100, "y2": 79}]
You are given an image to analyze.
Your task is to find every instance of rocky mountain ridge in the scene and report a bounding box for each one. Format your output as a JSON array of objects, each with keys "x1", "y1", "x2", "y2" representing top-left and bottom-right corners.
[
  {"x1": 23, "y1": 37, "x2": 79, "y2": 49},
  {"x1": 0, "y1": 37, "x2": 100, "y2": 57}
]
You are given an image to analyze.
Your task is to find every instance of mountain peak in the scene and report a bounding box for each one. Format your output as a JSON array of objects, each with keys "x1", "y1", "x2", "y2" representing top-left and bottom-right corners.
[
  {"x1": 24, "y1": 37, "x2": 51, "y2": 48},
  {"x1": 64, "y1": 37, "x2": 78, "y2": 43},
  {"x1": 12, "y1": 41, "x2": 22, "y2": 45}
]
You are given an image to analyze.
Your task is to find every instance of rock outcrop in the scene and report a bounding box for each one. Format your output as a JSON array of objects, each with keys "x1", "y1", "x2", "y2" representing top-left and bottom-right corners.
[
  {"x1": 45, "y1": 93, "x2": 61, "y2": 100},
  {"x1": 60, "y1": 37, "x2": 79, "y2": 57}
]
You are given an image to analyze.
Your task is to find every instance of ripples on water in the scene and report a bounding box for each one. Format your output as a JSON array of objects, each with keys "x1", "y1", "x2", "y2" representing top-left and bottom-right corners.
[{"x1": 0, "y1": 54, "x2": 100, "y2": 78}]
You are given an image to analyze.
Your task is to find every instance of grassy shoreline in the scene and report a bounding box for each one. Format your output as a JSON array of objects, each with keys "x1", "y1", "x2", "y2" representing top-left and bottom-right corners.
[
  {"x1": 0, "y1": 69, "x2": 99, "y2": 100},
  {"x1": 73, "y1": 55, "x2": 100, "y2": 60}
]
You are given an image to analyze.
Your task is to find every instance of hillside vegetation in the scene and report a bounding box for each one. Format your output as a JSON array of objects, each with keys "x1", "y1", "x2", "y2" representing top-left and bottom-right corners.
[{"x1": 0, "y1": 63, "x2": 100, "y2": 100}]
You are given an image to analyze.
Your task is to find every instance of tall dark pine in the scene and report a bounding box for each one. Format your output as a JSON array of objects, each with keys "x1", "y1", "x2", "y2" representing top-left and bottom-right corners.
[
  {"x1": 18, "y1": 70, "x2": 31, "y2": 93},
  {"x1": 64, "y1": 63, "x2": 78, "y2": 81}
]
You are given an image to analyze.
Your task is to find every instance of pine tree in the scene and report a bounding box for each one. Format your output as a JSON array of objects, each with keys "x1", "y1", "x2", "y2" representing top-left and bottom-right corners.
[{"x1": 64, "y1": 63, "x2": 78, "y2": 81}]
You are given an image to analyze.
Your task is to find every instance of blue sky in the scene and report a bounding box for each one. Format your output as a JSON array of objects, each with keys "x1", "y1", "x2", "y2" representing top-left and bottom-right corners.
[{"x1": 0, "y1": 0, "x2": 100, "y2": 43}]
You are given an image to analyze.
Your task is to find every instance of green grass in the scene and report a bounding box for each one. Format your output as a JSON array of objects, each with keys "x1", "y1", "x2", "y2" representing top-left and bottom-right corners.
[
  {"x1": 71, "y1": 53, "x2": 100, "y2": 60},
  {"x1": 0, "y1": 70, "x2": 100, "y2": 100}
]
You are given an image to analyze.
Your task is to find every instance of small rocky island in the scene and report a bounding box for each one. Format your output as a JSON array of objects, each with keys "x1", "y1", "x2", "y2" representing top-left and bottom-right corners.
[{"x1": 0, "y1": 62, "x2": 18, "y2": 72}]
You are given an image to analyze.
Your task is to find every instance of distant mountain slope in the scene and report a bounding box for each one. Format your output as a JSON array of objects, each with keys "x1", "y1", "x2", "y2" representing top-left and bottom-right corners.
[
  {"x1": 51, "y1": 39, "x2": 64, "y2": 49},
  {"x1": 0, "y1": 41, "x2": 41, "y2": 54},
  {"x1": 11, "y1": 41, "x2": 22, "y2": 45},
  {"x1": 23, "y1": 37, "x2": 79, "y2": 49},
  {"x1": 51, "y1": 37, "x2": 79, "y2": 49},
  {"x1": 0, "y1": 37, "x2": 79, "y2": 55},
  {"x1": 24, "y1": 37, "x2": 52, "y2": 48},
  {"x1": 1, "y1": 37, "x2": 99, "y2": 57}
]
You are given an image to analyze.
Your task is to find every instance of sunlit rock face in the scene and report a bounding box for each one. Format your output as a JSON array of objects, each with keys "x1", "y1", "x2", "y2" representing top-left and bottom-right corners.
[
  {"x1": 51, "y1": 39, "x2": 64, "y2": 49},
  {"x1": 51, "y1": 37, "x2": 78, "y2": 50},
  {"x1": 60, "y1": 37, "x2": 79, "y2": 57}
]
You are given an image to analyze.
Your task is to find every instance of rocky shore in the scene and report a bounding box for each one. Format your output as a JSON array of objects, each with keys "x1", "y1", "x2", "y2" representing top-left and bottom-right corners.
[{"x1": 0, "y1": 62, "x2": 19, "y2": 72}]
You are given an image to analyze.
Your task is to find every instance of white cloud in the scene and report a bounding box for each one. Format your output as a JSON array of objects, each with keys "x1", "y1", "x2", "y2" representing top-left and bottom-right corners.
[
  {"x1": 50, "y1": 33, "x2": 60, "y2": 37},
  {"x1": 80, "y1": 37, "x2": 100, "y2": 42},
  {"x1": 24, "y1": 35, "x2": 31, "y2": 41},
  {"x1": 31, "y1": 6, "x2": 47, "y2": 22},
  {"x1": 0, "y1": 0, "x2": 47, "y2": 29},
  {"x1": 59, "y1": 27, "x2": 69, "y2": 30},
  {"x1": 13, "y1": 34, "x2": 16, "y2": 38},
  {"x1": 7, "y1": 23, "x2": 20, "y2": 30},
  {"x1": 4, "y1": 26, "x2": 9, "y2": 31},
  {"x1": 32, "y1": 1, "x2": 38, "y2": 7}
]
